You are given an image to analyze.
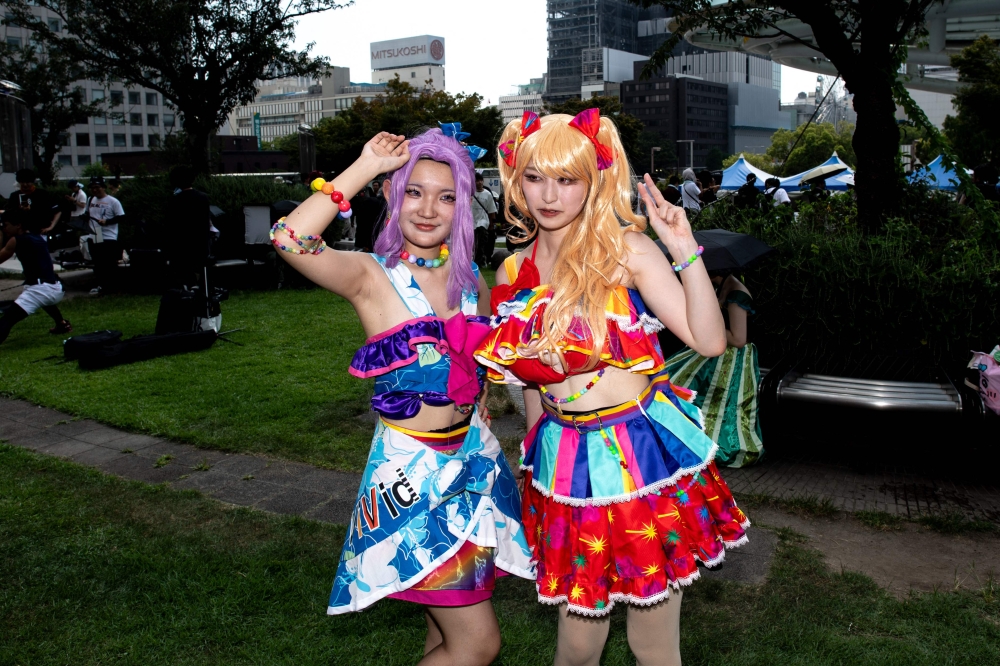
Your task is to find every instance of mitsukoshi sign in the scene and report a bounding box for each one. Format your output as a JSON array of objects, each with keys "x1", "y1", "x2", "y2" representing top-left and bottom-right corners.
[{"x1": 370, "y1": 35, "x2": 446, "y2": 70}]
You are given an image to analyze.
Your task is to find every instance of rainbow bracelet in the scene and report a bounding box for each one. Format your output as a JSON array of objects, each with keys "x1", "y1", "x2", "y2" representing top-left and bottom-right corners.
[
  {"x1": 672, "y1": 245, "x2": 705, "y2": 272},
  {"x1": 270, "y1": 218, "x2": 327, "y2": 255}
]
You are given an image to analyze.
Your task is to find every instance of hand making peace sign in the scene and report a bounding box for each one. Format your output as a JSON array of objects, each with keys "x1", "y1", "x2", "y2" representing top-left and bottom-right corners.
[{"x1": 637, "y1": 172, "x2": 699, "y2": 258}]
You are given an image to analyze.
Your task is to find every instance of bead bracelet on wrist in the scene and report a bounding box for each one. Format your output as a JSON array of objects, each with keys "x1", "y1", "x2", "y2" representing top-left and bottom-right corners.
[
  {"x1": 671, "y1": 245, "x2": 705, "y2": 273},
  {"x1": 310, "y1": 177, "x2": 353, "y2": 220}
]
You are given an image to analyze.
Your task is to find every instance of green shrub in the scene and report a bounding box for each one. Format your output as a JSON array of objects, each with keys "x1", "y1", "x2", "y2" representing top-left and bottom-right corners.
[{"x1": 697, "y1": 185, "x2": 1000, "y2": 369}]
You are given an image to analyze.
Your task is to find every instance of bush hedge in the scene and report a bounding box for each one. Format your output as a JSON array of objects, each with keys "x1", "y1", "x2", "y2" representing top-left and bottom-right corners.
[{"x1": 696, "y1": 185, "x2": 1000, "y2": 371}]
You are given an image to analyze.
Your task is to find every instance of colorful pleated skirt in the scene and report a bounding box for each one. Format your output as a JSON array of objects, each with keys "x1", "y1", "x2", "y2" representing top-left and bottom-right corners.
[
  {"x1": 663, "y1": 344, "x2": 763, "y2": 468},
  {"x1": 521, "y1": 374, "x2": 749, "y2": 616}
]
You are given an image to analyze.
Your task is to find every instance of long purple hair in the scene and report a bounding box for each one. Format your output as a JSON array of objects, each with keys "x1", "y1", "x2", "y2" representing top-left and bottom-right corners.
[{"x1": 374, "y1": 128, "x2": 478, "y2": 309}]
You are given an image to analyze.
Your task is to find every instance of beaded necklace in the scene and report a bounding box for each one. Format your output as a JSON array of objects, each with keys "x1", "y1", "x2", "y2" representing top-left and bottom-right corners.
[
  {"x1": 539, "y1": 367, "x2": 606, "y2": 406},
  {"x1": 400, "y1": 242, "x2": 449, "y2": 268}
]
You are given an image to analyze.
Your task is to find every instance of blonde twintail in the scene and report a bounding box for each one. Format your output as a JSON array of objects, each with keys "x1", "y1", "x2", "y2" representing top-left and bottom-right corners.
[{"x1": 496, "y1": 112, "x2": 646, "y2": 370}]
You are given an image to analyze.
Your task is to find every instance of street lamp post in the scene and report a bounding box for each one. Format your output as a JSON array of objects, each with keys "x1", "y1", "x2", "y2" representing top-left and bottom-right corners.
[
  {"x1": 650, "y1": 146, "x2": 661, "y2": 179},
  {"x1": 676, "y1": 139, "x2": 695, "y2": 171}
]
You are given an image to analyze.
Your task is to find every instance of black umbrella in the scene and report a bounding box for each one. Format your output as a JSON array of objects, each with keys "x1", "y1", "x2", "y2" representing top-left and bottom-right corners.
[{"x1": 656, "y1": 229, "x2": 774, "y2": 273}]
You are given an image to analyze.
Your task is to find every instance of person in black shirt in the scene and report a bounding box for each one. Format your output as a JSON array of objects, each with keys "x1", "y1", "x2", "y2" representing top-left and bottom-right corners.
[
  {"x1": 734, "y1": 173, "x2": 760, "y2": 209},
  {"x1": 5, "y1": 168, "x2": 61, "y2": 233},
  {"x1": 164, "y1": 166, "x2": 212, "y2": 286},
  {"x1": 0, "y1": 211, "x2": 72, "y2": 344}
]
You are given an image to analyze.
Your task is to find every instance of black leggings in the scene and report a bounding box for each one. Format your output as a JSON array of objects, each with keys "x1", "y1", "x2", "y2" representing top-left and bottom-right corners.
[{"x1": 0, "y1": 303, "x2": 65, "y2": 344}]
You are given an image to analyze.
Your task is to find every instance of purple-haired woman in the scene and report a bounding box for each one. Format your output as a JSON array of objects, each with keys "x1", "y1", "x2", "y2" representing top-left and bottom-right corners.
[{"x1": 272, "y1": 130, "x2": 533, "y2": 665}]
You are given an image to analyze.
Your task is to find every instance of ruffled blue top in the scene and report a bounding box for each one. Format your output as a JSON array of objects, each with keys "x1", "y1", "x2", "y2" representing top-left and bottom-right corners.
[{"x1": 349, "y1": 255, "x2": 486, "y2": 419}]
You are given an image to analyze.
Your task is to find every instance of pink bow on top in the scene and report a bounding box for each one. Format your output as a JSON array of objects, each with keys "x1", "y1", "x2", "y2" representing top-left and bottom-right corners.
[
  {"x1": 498, "y1": 110, "x2": 541, "y2": 168},
  {"x1": 568, "y1": 108, "x2": 614, "y2": 170},
  {"x1": 443, "y1": 313, "x2": 493, "y2": 407}
]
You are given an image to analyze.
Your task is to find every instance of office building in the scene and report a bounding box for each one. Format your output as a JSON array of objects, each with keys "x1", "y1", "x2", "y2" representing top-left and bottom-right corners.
[
  {"x1": 545, "y1": 0, "x2": 639, "y2": 105},
  {"x1": 1, "y1": 4, "x2": 173, "y2": 177},
  {"x1": 499, "y1": 77, "x2": 545, "y2": 123},
  {"x1": 622, "y1": 62, "x2": 729, "y2": 169},
  {"x1": 581, "y1": 47, "x2": 647, "y2": 99},
  {"x1": 370, "y1": 35, "x2": 446, "y2": 91}
]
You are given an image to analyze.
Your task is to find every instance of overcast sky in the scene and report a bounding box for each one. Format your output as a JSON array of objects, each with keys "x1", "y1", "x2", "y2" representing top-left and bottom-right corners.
[{"x1": 292, "y1": 0, "x2": 824, "y2": 107}]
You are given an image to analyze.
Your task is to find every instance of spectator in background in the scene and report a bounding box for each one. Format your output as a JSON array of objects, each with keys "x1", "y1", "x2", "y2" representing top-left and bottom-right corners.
[
  {"x1": 734, "y1": 173, "x2": 760, "y2": 210},
  {"x1": 86, "y1": 176, "x2": 125, "y2": 296},
  {"x1": 7, "y1": 169, "x2": 60, "y2": 234},
  {"x1": 471, "y1": 172, "x2": 497, "y2": 267},
  {"x1": 663, "y1": 174, "x2": 681, "y2": 205},
  {"x1": 763, "y1": 177, "x2": 791, "y2": 207},
  {"x1": 0, "y1": 213, "x2": 72, "y2": 344},
  {"x1": 698, "y1": 169, "x2": 719, "y2": 206},
  {"x1": 680, "y1": 168, "x2": 702, "y2": 217},
  {"x1": 350, "y1": 184, "x2": 383, "y2": 252},
  {"x1": 107, "y1": 178, "x2": 122, "y2": 197},
  {"x1": 65, "y1": 181, "x2": 87, "y2": 231},
  {"x1": 806, "y1": 178, "x2": 830, "y2": 203},
  {"x1": 165, "y1": 166, "x2": 211, "y2": 287}
]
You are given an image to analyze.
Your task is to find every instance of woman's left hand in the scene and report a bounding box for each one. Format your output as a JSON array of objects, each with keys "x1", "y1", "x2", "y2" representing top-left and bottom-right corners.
[{"x1": 637, "y1": 173, "x2": 698, "y2": 257}]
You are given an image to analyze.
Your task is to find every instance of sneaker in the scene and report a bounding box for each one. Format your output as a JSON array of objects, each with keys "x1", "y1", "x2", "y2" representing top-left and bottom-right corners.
[
  {"x1": 89, "y1": 286, "x2": 102, "y2": 296},
  {"x1": 49, "y1": 320, "x2": 72, "y2": 335}
]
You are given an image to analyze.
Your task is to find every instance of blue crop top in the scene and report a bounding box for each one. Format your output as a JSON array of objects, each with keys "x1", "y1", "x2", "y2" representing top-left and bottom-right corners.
[{"x1": 348, "y1": 255, "x2": 487, "y2": 420}]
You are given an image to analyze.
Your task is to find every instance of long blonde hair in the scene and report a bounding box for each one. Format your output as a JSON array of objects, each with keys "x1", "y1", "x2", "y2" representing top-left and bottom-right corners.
[{"x1": 497, "y1": 112, "x2": 646, "y2": 369}]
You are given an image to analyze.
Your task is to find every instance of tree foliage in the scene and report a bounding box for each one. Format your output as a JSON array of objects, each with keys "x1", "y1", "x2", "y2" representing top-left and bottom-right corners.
[
  {"x1": 273, "y1": 78, "x2": 504, "y2": 175},
  {"x1": 0, "y1": 40, "x2": 102, "y2": 183},
  {"x1": 722, "y1": 152, "x2": 775, "y2": 172},
  {"x1": 631, "y1": 0, "x2": 945, "y2": 230},
  {"x1": 7, "y1": 0, "x2": 350, "y2": 172},
  {"x1": 943, "y1": 35, "x2": 1000, "y2": 168},
  {"x1": 544, "y1": 95, "x2": 647, "y2": 175},
  {"x1": 766, "y1": 122, "x2": 856, "y2": 175}
]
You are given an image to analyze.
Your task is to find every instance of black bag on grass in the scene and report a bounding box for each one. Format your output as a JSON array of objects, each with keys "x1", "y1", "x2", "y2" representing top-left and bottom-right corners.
[
  {"x1": 63, "y1": 330, "x2": 123, "y2": 361},
  {"x1": 156, "y1": 287, "x2": 227, "y2": 334},
  {"x1": 78, "y1": 330, "x2": 218, "y2": 370}
]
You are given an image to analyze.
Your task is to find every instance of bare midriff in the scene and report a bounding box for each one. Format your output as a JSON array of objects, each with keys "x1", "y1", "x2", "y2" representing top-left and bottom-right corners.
[{"x1": 541, "y1": 366, "x2": 652, "y2": 413}]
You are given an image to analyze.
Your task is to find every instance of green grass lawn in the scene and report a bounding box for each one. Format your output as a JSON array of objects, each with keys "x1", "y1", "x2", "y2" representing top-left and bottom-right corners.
[
  {"x1": 2, "y1": 444, "x2": 998, "y2": 665},
  {"x1": 0, "y1": 289, "x2": 376, "y2": 471},
  {"x1": 0, "y1": 270, "x2": 498, "y2": 472}
]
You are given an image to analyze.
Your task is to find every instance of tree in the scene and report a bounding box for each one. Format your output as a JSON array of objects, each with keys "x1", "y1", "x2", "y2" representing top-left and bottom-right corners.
[
  {"x1": 544, "y1": 95, "x2": 647, "y2": 175},
  {"x1": 766, "y1": 122, "x2": 856, "y2": 175},
  {"x1": 0, "y1": 40, "x2": 102, "y2": 183},
  {"x1": 275, "y1": 78, "x2": 504, "y2": 175},
  {"x1": 632, "y1": 0, "x2": 944, "y2": 230},
  {"x1": 705, "y1": 147, "x2": 724, "y2": 171},
  {"x1": 8, "y1": 0, "x2": 350, "y2": 173},
  {"x1": 943, "y1": 35, "x2": 1000, "y2": 168}
]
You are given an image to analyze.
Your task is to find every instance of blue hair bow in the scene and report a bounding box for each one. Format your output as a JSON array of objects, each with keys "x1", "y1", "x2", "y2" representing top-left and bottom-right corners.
[
  {"x1": 438, "y1": 121, "x2": 471, "y2": 142},
  {"x1": 438, "y1": 121, "x2": 487, "y2": 162}
]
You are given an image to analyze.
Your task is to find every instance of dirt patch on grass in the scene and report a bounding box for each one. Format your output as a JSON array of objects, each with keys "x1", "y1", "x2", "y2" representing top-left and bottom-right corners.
[{"x1": 751, "y1": 505, "x2": 1000, "y2": 599}]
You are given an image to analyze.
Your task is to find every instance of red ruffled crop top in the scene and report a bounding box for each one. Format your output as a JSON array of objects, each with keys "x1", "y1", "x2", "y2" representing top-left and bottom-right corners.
[{"x1": 474, "y1": 249, "x2": 667, "y2": 385}]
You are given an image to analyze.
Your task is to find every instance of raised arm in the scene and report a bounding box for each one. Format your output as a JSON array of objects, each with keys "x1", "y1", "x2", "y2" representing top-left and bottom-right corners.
[
  {"x1": 631, "y1": 173, "x2": 726, "y2": 358},
  {"x1": 273, "y1": 133, "x2": 410, "y2": 301}
]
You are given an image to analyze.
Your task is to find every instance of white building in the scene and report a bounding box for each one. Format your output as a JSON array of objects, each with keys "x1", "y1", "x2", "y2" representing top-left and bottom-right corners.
[
  {"x1": 498, "y1": 77, "x2": 545, "y2": 123},
  {"x1": 1, "y1": 3, "x2": 174, "y2": 177},
  {"x1": 581, "y1": 47, "x2": 648, "y2": 99},
  {"x1": 370, "y1": 35, "x2": 446, "y2": 91}
]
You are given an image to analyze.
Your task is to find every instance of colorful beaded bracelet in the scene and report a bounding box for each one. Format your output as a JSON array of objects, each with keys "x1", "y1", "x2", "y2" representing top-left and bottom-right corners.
[
  {"x1": 672, "y1": 245, "x2": 705, "y2": 272},
  {"x1": 270, "y1": 218, "x2": 327, "y2": 255},
  {"x1": 310, "y1": 177, "x2": 353, "y2": 219}
]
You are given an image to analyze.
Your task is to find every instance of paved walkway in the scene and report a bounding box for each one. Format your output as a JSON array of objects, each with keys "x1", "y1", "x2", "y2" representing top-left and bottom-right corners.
[{"x1": 5, "y1": 396, "x2": 999, "y2": 526}]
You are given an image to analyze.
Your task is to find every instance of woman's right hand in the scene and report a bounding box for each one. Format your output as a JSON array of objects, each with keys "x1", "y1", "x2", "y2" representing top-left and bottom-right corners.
[{"x1": 357, "y1": 132, "x2": 410, "y2": 177}]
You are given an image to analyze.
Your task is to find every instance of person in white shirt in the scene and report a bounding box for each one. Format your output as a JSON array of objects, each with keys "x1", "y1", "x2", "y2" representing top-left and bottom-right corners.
[
  {"x1": 86, "y1": 176, "x2": 125, "y2": 295},
  {"x1": 763, "y1": 177, "x2": 791, "y2": 207},
  {"x1": 65, "y1": 181, "x2": 87, "y2": 230},
  {"x1": 471, "y1": 172, "x2": 497, "y2": 267},
  {"x1": 680, "y1": 168, "x2": 702, "y2": 216}
]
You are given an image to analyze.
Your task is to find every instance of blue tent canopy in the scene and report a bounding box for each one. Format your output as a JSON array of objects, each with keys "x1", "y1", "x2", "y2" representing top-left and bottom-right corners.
[
  {"x1": 779, "y1": 152, "x2": 854, "y2": 193},
  {"x1": 720, "y1": 155, "x2": 776, "y2": 190},
  {"x1": 908, "y1": 155, "x2": 967, "y2": 191}
]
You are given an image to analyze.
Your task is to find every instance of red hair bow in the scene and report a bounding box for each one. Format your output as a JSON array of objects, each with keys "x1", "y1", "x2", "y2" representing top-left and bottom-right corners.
[
  {"x1": 498, "y1": 111, "x2": 540, "y2": 168},
  {"x1": 568, "y1": 108, "x2": 614, "y2": 170}
]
